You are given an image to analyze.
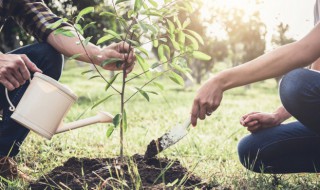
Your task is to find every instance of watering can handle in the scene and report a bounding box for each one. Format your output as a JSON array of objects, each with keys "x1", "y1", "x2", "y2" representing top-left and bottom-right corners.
[{"x1": 5, "y1": 78, "x2": 32, "y2": 112}]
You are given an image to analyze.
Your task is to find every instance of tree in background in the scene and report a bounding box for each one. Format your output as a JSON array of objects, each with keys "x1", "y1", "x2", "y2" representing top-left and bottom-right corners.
[
  {"x1": 272, "y1": 22, "x2": 296, "y2": 85},
  {"x1": 151, "y1": 1, "x2": 228, "y2": 85},
  {"x1": 221, "y1": 9, "x2": 266, "y2": 68}
]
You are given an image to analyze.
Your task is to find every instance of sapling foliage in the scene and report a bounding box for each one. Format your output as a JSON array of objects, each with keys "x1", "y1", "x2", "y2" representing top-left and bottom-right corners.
[{"x1": 50, "y1": 0, "x2": 211, "y2": 159}]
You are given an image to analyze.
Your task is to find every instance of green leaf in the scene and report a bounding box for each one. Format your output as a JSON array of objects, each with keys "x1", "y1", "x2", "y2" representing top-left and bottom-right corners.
[
  {"x1": 134, "y1": 0, "x2": 143, "y2": 12},
  {"x1": 136, "y1": 46, "x2": 149, "y2": 57},
  {"x1": 83, "y1": 22, "x2": 96, "y2": 31},
  {"x1": 113, "y1": 114, "x2": 122, "y2": 128},
  {"x1": 79, "y1": 7, "x2": 94, "y2": 17},
  {"x1": 153, "y1": 82, "x2": 164, "y2": 90},
  {"x1": 145, "y1": 24, "x2": 157, "y2": 34},
  {"x1": 192, "y1": 51, "x2": 212, "y2": 61},
  {"x1": 106, "y1": 126, "x2": 114, "y2": 138},
  {"x1": 136, "y1": 54, "x2": 150, "y2": 78},
  {"x1": 89, "y1": 75, "x2": 101, "y2": 80},
  {"x1": 169, "y1": 37, "x2": 180, "y2": 50},
  {"x1": 175, "y1": 17, "x2": 182, "y2": 29},
  {"x1": 178, "y1": 30, "x2": 185, "y2": 44},
  {"x1": 135, "y1": 88, "x2": 150, "y2": 102},
  {"x1": 127, "y1": 10, "x2": 135, "y2": 18},
  {"x1": 81, "y1": 69, "x2": 94, "y2": 75},
  {"x1": 105, "y1": 73, "x2": 120, "y2": 92},
  {"x1": 158, "y1": 44, "x2": 167, "y2": 62},
  {"x1": 163, "y1": 44, "x2": 171, "y2": 59},
  {"x1": 127, "y1": 39, "x2": 140, "y2": 46},
  {"x1": 148, "y1": 0, "x2": 158, "y2": 7},
  {"x1": 185, "y1": 29, "x2": 204, "y2": 45},
  {"x1": 101, "y1": 58, "x2": 123, "y2": 67},
  {"x1": 167, "y1": 20, "x2": 175, "y2": 34},
  {"x1": 146, "y1": 91, "x2": 158, "y2": 95},
  {"x1": 182, "y1": 18, "x2": 191, "y2": 29},
  {"x1": 91, "y1": 94, "x2": 114, "y2": 109},
  {"x1": 169, "y1": 71, "x2": 184, "y2": 86},
  {"x1": 74, "y1": 24, "x2": 83, "y2": 35},
  {"x1": 76, "y1": 7, "x2": 94, "y2": 23},
  {"x1": 185, "y1": 34, "x2": 199, "y2": 50},
  {"x1": 68, "y1": 53, "x2": 82, "y2": 61},
  {"x1": 116, "y1": 0, "x2": 129, "y2": 4},
  {"x1": 97, "y1": 34, "x2": 115, "y2": 45},
  {"x1": 138, "y1": 21, "x2": 148, "y2": 33},
  {"x1": 153, "y1": 39, "x2": 159, "y2": 48},
  {"x1": 54, "y1": 28, "x2": 75, "y2": 37},
  {"x1": 99, "y1": 11, "x2": 117, "y2": 17},
  {"x1": 123, "y1": 109, "x2": 127, "y2": 132},
  {"x1": 83, "y1": 36, "x2": 92, "y2": 46},
  {"x1": 105, "y1": 30, "x2": 122, "y2": 40}
]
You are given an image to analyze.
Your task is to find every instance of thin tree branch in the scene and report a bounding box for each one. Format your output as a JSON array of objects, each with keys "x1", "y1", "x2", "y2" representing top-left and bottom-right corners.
[
  {"x1": 126, "y1": 52, "x2": 188, "y2": 83},
  {"x1": 124, "y1": 69, "x2": 171, "y2": 104},
  {"x1": 72, "y1": 25, "x2": 121, "y2": 94}
]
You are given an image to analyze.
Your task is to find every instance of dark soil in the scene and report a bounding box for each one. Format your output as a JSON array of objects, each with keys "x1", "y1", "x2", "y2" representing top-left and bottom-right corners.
[
  {"x1": 29, "y1": 154, "x2": 215, "y2": 190},
  {"x1": 144, "y1": 138, "x2": 163, "y2": 159}
]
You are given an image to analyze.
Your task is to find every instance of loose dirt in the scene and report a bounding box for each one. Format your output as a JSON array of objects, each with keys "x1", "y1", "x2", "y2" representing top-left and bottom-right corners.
[{"x1": 29, "y1": 154, "x2": 215, "y2": 189}]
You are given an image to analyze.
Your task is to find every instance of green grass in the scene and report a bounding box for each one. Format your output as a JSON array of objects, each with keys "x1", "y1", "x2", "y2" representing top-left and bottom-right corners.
[{"x1": 2, "y1": 62, "x2": 320, "y2": 189}]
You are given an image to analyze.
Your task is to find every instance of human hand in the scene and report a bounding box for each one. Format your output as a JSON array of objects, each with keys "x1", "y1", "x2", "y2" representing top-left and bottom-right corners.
[
  {"x1": 0, "y1": 54, "x2": 42, "y2": 91},
  {"x1": 240, "y1": 112, "x2": 281, "y2": 133},
  {"x1": 191, "y1": 77, "x2": 224, "y2": 126},
  {"x1": 94, "y1": 42, "x2": 135, "y2": 75}
]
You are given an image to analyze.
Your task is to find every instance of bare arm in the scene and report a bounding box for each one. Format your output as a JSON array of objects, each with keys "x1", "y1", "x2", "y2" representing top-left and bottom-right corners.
[
  {"x1": 47, "y1": 27, "x2": 135, "y2": 73},
  {"x1": 191, "y1": 23, "x2": 320, "y2": 126},
  {"x1": 218, "y1": 24, "x2": 320, "y2": 91}
]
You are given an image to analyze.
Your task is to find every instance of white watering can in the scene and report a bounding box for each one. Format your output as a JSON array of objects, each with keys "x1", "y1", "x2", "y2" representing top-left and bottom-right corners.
[{"x1": 5, "y1": 72, "x2": 114, "y2": 140}]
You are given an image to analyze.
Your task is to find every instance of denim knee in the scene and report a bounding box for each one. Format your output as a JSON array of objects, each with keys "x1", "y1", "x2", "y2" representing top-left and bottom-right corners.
[
  {"x1": 279, "y1": 68, "x2": 309, "y2": 114},
  {"x1": 35, "y1": 43, "x2": 64, "y2": 80},
  {"x1": 237, "y1": 135, "x2": 261, "y2": 173}
]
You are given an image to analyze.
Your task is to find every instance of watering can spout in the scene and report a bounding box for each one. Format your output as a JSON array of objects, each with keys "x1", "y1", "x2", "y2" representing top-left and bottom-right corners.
[{"x1": 56, "y1": 111, "x2": 114, "y2": 134}]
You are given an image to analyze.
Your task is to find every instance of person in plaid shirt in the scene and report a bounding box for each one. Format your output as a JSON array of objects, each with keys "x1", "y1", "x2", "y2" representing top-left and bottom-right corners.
[{"x1": 0, "y1": 0, "x2": 135, "y2": 181}]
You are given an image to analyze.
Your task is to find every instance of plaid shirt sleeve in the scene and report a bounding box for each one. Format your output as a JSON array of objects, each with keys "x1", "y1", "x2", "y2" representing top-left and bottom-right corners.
[{"x1": 6, "y1": 0, "x2": 71, "y2": 42}]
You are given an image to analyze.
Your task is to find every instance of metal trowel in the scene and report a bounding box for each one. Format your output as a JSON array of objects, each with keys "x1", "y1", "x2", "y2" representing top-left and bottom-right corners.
[{"x1": 144, "y1": 118, "x2": 191, "y2": 159}]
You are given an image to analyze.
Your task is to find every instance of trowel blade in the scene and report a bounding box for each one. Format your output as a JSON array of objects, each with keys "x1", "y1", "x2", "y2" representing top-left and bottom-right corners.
[{"x1": 144, "y1": 119, "x2": 191, "y2": 159}]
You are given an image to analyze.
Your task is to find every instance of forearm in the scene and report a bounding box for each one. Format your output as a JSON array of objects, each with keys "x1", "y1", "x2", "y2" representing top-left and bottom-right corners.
[
  {"x1": 47, "y1": 27, "x2": 101, "y2": 64},
  {"x1": 273, "y1": 106, "x2": 292, "y2": 125},
  {"x1": 216, "y1": 24, "x2": 320, "y2": 91}
]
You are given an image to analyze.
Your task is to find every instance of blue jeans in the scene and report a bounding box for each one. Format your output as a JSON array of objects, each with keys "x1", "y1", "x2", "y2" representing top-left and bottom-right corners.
[
  {"x1": 0, "y1": 43, "x2": 63, "y2": 157},
  {"x1": 238, "y1": 68, "x2": 320, "y2": 173}
]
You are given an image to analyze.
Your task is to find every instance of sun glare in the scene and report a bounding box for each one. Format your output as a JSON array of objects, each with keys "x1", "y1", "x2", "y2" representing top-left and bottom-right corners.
[{"x1": 200, "y1": 0, "x2": 314, "y2": 49}]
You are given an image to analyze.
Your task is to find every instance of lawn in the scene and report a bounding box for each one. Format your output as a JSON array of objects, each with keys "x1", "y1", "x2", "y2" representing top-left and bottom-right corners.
[{"x1": 2, "y1": 62, "x2": 320, "y2": 189}]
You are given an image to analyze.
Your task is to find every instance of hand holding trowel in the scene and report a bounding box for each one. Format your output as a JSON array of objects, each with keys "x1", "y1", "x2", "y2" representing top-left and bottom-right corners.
[{"x1": 144, "y1": 118, "x2": 192, "y2": 159}]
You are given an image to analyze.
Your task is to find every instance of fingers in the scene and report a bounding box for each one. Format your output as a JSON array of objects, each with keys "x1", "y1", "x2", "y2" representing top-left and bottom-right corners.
[
  {"x1": 21, "y1": 54, "x2": 42, "y2": 74},
  {"x1": 247, "y1": 123, "x2": 262, "y2": 133},
  {"x1": 0, "y1": 54, "x2": 42, "y2": 91},
  {"x1": 191, "y1": 99, "x2": 199, "y2": 126},
  {"x1": 240, "y1": 112, "x2": 259, "y2": 124},
  {"x1": 243, "y1": 120, "x2": 258, "y2": 128},
  {"x1": 111, "y1": 42, "x2": 131, "y2": 53}
]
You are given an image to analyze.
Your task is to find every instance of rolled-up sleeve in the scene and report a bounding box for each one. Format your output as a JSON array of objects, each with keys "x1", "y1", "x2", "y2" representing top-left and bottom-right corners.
[{"x1": 7, "y1": 0, "x2": 71, "y2": 42}]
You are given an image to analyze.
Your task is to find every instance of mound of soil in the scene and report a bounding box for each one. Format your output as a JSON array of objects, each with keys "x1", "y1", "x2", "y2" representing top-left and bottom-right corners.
[{"x1": 29, "y1": 154, "x2": 214, "y2": 189}]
